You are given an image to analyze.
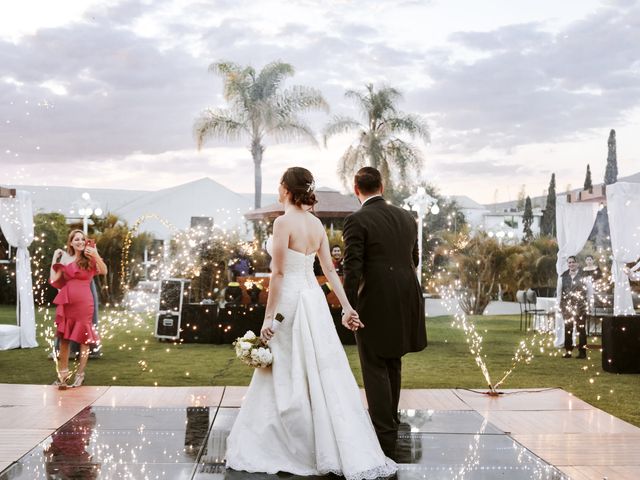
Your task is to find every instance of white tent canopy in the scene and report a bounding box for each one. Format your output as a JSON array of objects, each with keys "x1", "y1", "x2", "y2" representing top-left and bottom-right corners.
[
  {"x1": 552, "y1": 182, "x2": 640, "y2": 346},
  {"x1": 606, "y1": 182, "x2": 640, "y2": 315},
  {"x1": 553, "y1": 195, "x2": 599, "y2": 347},
  {"x1": 0, "y1": 190, "x2": 37, "y2": 350}
]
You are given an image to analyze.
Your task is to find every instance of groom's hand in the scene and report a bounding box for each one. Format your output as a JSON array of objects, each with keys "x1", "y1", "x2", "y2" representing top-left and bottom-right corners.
[{"x1": 342, "y1": 310, "x2": 364, "y2": 332}]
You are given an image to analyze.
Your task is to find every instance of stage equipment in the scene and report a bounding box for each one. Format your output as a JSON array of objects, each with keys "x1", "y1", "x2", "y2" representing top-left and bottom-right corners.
[
  {"x1": 154, "y1": 278, "x2": 191, "y2": 340},
  {"x1": 218, "y1": 304, "x2": 265, "y2": 343},
  {"x1": 190, "y1": 216, "x2": 214, "y2": 229},
  {"x1": 181, "y1": 303, "x2": 219, "y2": 343},
  {"x1": 244, "y1": 281, "x2": 264, "y2": 304},
  {"x1": 601, "y1": 315, "x2": 640, "y2": 373},
  {"x1": 321, "y1": 282, "x2": 333, "y2": 296},
  {"x1": 224, "y1": 282, "x2": 243, "y2": 304}
]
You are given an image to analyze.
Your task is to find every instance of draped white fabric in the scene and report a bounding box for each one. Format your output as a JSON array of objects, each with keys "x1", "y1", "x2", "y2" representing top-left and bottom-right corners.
[
  {"x1": 553, "y1": 196, "x2": 599, "y2": 347},
  {"x1": 0, "y1": 190, "x2": 37, "y2": 348},
  {"x1": 606, "y1": 182, "x2": 640, "y2": 315}
]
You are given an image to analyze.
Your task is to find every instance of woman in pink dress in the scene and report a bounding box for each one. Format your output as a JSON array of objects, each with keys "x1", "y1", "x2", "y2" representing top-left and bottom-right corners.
[{"x1": 49, "y1": 229, "x2": 107, "y2": 389}]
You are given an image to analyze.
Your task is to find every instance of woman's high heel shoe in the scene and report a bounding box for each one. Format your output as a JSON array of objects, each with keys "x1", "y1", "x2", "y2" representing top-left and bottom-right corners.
[
  {"x1": 70, "y1": 372, "x2": 85, "y2": 388},
  {"x1": 53, "y1": 369, "x2": 70, "y2": 390}
]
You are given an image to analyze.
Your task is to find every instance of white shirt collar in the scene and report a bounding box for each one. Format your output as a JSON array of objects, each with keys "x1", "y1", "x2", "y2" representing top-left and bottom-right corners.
[{"x1": 361, "y1": 194, "x2": 382, "y2": 206}]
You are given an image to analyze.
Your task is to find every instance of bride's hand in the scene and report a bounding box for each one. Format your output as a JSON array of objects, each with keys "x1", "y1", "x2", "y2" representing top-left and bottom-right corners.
[
  {"x1": 260, "y1": 322, "x2": 274, "y2": 343},
  {"x1": 342, "y1": 308, "x2": 364, "y2": 332}
]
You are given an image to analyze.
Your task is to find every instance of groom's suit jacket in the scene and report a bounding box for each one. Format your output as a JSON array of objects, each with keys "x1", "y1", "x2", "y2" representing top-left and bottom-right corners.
[{"x1": 343, "y1": 196, "x2": 427, "y2": 358}]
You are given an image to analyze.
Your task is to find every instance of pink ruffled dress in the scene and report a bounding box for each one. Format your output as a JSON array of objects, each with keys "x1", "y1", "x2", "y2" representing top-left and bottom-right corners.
[{"x1": 50, "y1": 262, "x2": 99, "y2": 345}]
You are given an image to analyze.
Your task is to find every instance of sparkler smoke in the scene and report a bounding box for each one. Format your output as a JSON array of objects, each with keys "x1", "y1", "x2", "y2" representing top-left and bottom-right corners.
[
  {"x1": 103, "y1": 212, "x2": 259, "y2": 383},
  {"x1": 439, "y1": 284, "x2": 495, "y2": 392},
  {"x1": 119, "y1": 213, "x2": 177, "y2": 292},
  {"x1": 438, "y1": 283, "x2": 555, "y2": 393}
]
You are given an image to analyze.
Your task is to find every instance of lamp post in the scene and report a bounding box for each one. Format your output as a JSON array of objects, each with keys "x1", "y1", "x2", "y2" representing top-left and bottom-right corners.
[
  {"x1": 74, "y1": 192, "x2": 103, "y2": 234},
  {"x1": 487, "y1": 224, "x2": 515, "y2": 245},
  {"x1": 403, "y1": 187, "x2": 439, "y2": 285}
]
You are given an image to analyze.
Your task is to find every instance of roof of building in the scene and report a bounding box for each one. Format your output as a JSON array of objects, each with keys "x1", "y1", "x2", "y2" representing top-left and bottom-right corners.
[
  {"x1": 11, "y1": 178, "x2": 253, "y2": 236},
  {"x1": 446, "y1": 195, "x2": 487, "y2": 210},
  {"x1": 244, "y1": 187, "x2": 360, "y2": 221},
  {"x1": 114, "y1": 178, "x2": 252, "y2": 235},
  {"x1": 11, "y1": 184, "x2": 148, "y2": 215},
  {"x1": 484, "y1": 170, "x2": 640, "y2": 212}
]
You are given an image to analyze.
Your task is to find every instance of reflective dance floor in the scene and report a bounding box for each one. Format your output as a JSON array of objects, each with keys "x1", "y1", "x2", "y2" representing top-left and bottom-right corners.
[{"x1": 1, "y1": 385, "x2": 639, "y2": 479}]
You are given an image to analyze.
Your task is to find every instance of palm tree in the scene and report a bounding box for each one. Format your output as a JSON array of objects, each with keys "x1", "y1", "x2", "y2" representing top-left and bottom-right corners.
[
  {"x1": 323, "y1": 84, "x2": 429, "y2": 193},
  {"x1": 194, "y1": 61, "x2": 328, "y2": 208}
]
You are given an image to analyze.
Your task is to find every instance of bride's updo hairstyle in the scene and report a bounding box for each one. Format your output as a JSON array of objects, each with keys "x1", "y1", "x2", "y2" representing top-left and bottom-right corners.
[{"x1": 280, "y1": 167, "x2": 318, "y2": 208}]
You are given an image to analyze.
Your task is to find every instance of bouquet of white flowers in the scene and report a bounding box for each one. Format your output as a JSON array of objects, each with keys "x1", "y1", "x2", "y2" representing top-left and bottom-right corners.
[{"x1": 233, "y1": 331, "x2": 274, "y2": 368}]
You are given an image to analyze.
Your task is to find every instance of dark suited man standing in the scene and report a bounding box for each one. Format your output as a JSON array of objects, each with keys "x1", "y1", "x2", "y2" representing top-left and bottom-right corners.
[
  {"x1": 560, "y1": 256, "x2": 588, "y2": 359},
  {"x1": 342, "y1": 167, "x2": 427, "y2": 458}
]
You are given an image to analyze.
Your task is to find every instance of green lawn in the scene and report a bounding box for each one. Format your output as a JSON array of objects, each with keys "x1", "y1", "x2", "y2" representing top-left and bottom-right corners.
[{"x1": 0, "y1": 305, "x2": 638, "y2": 427}]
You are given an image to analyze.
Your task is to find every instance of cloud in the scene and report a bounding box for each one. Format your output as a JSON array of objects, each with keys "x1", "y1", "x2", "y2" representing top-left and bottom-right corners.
[
  {"x1": 449, "y1": 23, "x2": 549, "y2": 52},
  {"x1": 2, "y1": 0, "x2": 639, "y2": 205},
  {"x1": 410, "y1": 2, "x2": 640, "y2": 152},
  {"x1": 0, "y1": 0, "x2": 430, "y2": 169},
  {"x1": 432, "y1": 159, "x2": 536, "y2": 177}
]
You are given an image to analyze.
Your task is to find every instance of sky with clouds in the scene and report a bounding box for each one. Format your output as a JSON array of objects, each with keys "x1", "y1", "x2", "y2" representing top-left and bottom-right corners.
[{"x1": 1, "y1": 0, "x2": 639, "y2": 204}]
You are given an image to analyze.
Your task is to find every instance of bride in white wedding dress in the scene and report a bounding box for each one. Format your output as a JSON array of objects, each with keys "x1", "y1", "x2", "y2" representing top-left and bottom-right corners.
[{"x1": 225, "y1": 167, "x2": 397, "y2": 479}]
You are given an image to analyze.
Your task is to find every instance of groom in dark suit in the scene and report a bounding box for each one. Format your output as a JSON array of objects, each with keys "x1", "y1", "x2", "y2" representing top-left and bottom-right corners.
[{"x1": 342, "y1": 167, "x2": 427, "y2": 458}]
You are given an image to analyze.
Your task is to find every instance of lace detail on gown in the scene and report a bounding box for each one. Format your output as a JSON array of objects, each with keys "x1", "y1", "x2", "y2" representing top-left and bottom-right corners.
[{"x1": 225, "y1": 240, "x2": 397, "y2": 479}]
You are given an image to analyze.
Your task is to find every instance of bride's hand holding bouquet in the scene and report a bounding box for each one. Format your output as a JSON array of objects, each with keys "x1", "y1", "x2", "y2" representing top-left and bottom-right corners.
[
  {"x1": 233, "y1": 314, "x2": 284, "y2": 368},
  {"x1": 260, "y1": 319, "x2": 275, "y2": 343},
  {"x1": 233, "y1": 331, "x2": 273, "y2": 368}
]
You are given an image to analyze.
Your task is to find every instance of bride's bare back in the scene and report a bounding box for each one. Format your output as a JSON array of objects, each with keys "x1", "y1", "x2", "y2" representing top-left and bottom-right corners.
[
  {"x1": 281, "y1": 209, "x2": 325, "y2": 255},
  {"x1": 261, "y1": 206, "x2": 362, "y2": 342}
]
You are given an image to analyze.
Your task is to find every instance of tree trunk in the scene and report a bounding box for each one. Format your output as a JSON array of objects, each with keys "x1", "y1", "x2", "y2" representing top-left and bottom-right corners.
[{"x1": 251, "y1": 139, "x2": 264, "y2": 209}]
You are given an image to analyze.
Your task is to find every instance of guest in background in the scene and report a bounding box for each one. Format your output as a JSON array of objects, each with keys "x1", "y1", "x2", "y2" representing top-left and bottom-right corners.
[
  {"x1": 582, "y1": 255, "x2": 602, "y2": 281},
  {"x1": 49, "y1": 230, "x2": 107, "y2": 388},
  {"x1": 560, "y1": 256, "x2": 588, "y2": 359},
  {"x1": 330, "y1": 244, "x2": 344, "y2": 276},
  {"x1": 228, "y1": 248, "x2": 254, "y2": 281},
  {"x1": 582, "y1": 254, "x2": 602, "y2": 314}
]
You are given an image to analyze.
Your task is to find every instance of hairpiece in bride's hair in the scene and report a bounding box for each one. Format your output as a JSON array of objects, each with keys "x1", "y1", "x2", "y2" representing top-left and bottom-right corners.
[{"x1": 306, "y1": 180, "x2": 315, "y2": 193}]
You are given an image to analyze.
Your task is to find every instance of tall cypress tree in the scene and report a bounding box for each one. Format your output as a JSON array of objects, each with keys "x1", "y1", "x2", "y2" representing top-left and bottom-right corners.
[
  {"x1": 584, "y1": 164, "x2": 593, "y2": 191},
  {"x1": 540, "y1": 173, "x2": 556, "y2": 237},
  {"x1": 522, "y1": 196, "x2": 534, "y2": 242},
  {"x1": 604, "y1": 129, "x2": 618, "y2": 185}
]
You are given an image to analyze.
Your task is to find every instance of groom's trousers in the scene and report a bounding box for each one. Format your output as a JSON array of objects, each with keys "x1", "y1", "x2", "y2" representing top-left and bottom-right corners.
[{"x1": 356, "y1": 338, "x2": 402, "y2": 457}]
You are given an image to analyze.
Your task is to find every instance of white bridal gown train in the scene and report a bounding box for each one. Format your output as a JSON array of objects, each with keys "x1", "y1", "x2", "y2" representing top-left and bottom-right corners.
[{"x1": 225, "y1": 246, "x2": 397, "y2": 479}]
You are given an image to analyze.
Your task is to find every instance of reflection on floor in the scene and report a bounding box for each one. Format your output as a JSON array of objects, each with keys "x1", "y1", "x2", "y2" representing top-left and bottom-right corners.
[
  {"x1": 2, "y1": 386, "x2": 639, "y2": 479},
  {"x1": 1, "y1": 405, "x2": 566, "y2": 480},
  {"x1": 0, "y1": 406, "x2": 212, "y2": 479}
]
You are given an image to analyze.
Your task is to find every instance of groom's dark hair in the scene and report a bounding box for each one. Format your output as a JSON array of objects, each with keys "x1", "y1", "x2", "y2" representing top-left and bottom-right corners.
[{"x1": 355, "y1": 167, "x2": 383, "y2": 194}]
